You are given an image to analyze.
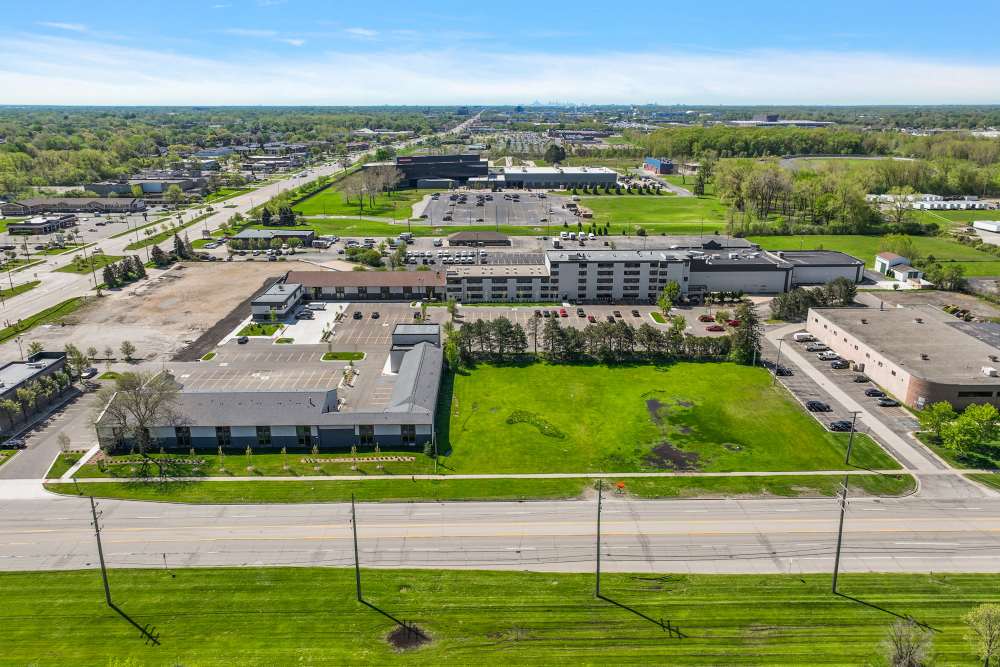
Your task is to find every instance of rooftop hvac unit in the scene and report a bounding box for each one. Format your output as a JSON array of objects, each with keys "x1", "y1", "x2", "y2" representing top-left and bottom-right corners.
[
  {"x1": 983, "y1": 366, "x2": 998, "y2": 377},
  {"x1": 914, "y1": 317, "x2": 923, "y2": 323},
  {"x1": 729, "y1": 253, "x2": 739, "y2": 259},
  {"x1": 920, "y1": 353, "x2": 929, "y2": 360}
]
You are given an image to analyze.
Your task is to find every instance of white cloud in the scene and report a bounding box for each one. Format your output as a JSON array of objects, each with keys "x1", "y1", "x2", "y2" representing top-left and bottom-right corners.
[
  {"x1": 37, "y1": 22, "x2": 87, "y2": 32},
  {"x1": 3, "y1": 34, "x2": 1000, "y2": 105},
  {"x1": 212, "y1": 3, "x2": 232, "y2": 8},
  {"x1": 345, "y1": 27, "x2": 378, "y2": 39},
  {"x1": 279, "y1": 38, "x2": 306, "y2": 47}
]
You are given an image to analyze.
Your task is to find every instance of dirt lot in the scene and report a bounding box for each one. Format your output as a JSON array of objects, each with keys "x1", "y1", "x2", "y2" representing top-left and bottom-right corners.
[{"x1": 1, "y1": 261, "x2": 308, "y2": 363}]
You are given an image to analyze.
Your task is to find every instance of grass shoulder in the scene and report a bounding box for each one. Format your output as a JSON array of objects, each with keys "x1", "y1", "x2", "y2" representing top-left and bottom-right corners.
[
  {"x1": 322, "y1": 351, "x2": 365, "y2": 361},
  {"x1": 0, "y1": 297, "x2": 88, "y2": 344},
  {"x1": 0, "y1": 280, "x2": 40, "y2": 300},
  {"x1": 237, "y1": 322, "x2": 281, "y2": 337}
]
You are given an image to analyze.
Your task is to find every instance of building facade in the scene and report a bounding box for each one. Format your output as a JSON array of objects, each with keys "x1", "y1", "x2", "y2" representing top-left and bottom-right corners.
[{"x1": 1, "y1": 198, "x2": 145, "y2": 216}]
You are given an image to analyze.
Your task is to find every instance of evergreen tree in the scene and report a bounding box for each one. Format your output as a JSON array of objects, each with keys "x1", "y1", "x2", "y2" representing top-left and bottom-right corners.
[
  {"x1": 173, "y1": 233, "x2": 186, "y2": 259},
  {"x1": 150, "y1": 244, "x2": 169, "y2": 267},
  {"x1": 261, "y1": 208, "x2": 273, "y2": 226},
  {"x1": 729, "y1": 301, "x2": 762, "y2": 366},
  {"x1": 102, "y1": 264, "x2": 118, "y2": 288},
  {"x1": 183, "y1": 233, "x2": 194, "y2": 258},
  {"x1": 131, "y1": 255, "x2": 146, "y2": 278}
]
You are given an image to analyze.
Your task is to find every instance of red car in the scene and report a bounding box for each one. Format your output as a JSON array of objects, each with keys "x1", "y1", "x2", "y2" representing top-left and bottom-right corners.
[
  {"x1": 705, "y1": 324, "x2": 725, "y2": 332},
  {"x1": 727, "y1": 319, "x2": 741, "y2": 327},
  {"x1": 559, "y1": 308, "x2": 568, "y2": 318},
  {"x1": 587, "y1": 315, "x2": 596, "y2": 323},
  {"x1": 698, "y1": 314, "x2": 714, "y2": 322}
]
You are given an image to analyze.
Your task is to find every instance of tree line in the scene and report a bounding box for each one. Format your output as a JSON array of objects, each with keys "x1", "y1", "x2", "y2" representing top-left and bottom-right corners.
[
  {"x1": 101, "y1": 255, "x2": 147, "y2": 289},
  {"x1": 769, "y1": 277, "x2": 858, "y2": 321}
]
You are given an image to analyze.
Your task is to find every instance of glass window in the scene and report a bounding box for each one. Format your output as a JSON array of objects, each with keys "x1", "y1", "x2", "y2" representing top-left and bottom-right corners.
[
  {"x1": 256, "y1": 426, "x2": 271, "y2": 446},
  {"x1": 401, "y1": 424, "x2": 416, "y2": 445},
  {"x1": 296, "y1": 426, "x2": 311, "y2": 446},
  {"x1": 216, "y1": 426, "x2": 231, "y2": 447},
  {"x1": 359, "y1": 425, "x2": 375, "y2": 444},
  {"x1": 175, "y1": 426, "x2": 191, "y2": 448}
]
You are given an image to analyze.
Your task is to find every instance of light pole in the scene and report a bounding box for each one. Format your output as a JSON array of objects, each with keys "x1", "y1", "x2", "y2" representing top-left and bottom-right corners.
[
  {"x1": 844, "y1": 411, "x2": 861, "y2": 466},
  {"x1": 15, "y1": 335, "x2": 24, "y2": 360}
]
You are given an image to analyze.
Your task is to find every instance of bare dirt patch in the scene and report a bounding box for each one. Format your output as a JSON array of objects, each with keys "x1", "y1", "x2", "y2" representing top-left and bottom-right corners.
[
  {"x1": 386, "y1": 623, "x2": 431, "y2": 651},
  {"x1": 645, "y1": 441, "x2": 700, "y2": 471},
  {"x1": 645, "y1": 398, "x2": 664, "y2": 424}
]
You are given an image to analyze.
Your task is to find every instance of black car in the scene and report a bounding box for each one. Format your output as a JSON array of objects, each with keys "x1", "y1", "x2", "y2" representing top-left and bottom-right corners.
[
  {"x1": 534, "y1": 310, "x2": 542, "y2": 317},
  {"x1": 606, "y1": 315, "x2": 615, "y2": 322},
  {"x1": 5, "y1": 438, "x2": 26, "y2": 450},
  {"x1": 372, "y1": 311, "x2": 380, "y2": 319},
  {"x1": 237, "y1": 336, "x2": 249, "y2": 344},
  {"x1": 576, "y1": 308, "x2": 585, "y2": 317},
  {"x1": 352, "y1": 311, "x2": 362, "y2": 320},
  {"x1": 830, "y1": 360, "x2": 849, "y2": 369},
  {"x1": 877, "y1": 397, "x2": 900, "y2": 407},
  {"x1": 542, "y1": 310, "x2": 551, "y2": 318},
  {"x1": 631, "y1": 309, "x2": 640, "y2": 317},
  {"x1": 852, "y1": 375, "x2": 870, "y2": 383},
  {"x1": 613, "y1": 310, "x2": 623, "y2": 318},
  {"x1": 295, "y1": 311, "x2": 314, "y2": 320},
  {"x1": 864, "y1": 388, "x2": 885, "y2": 397},
  {"x1": 806, "y1": 400, "x2": 831, "y2": 412},
  {"x1": 829, "y1": 420, "x2": 853, "y2": 432},
  {"x1": 775, "y1": 366, "x2": 793, "y2": 377}
]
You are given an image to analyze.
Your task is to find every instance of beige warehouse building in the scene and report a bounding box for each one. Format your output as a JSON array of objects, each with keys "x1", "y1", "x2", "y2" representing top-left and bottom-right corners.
[{"x1": 807, "y1": 305, "x2": 1000, "y2": 410}]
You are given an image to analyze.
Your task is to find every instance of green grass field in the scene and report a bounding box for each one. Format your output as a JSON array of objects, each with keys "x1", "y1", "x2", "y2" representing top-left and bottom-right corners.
[
  {"x1": 750, "y1": 234, "x2": 1000, "y2": 275},
  {"x1": 322, "y1": 351, "x2": 365, "y2": 360},
  {"x1": 46, "y1": 472, "x2": 912, "y2": 504},
  {"x1": 440, "y1": 362, "x2": 897, "y2": 474},
  {"x1": 0, "y1": 449, "x2": 16, "y2": 467},
  {"x1": 577, "y1": 194, "x2": 729, "y2": 235},
  {"x1": 0, "y1": 279, "x2": 40, "y2": 300},
  {"x1": 293, "y1": 187, "x2": 435, "y2": 218},
  {"x1": 237, "y1": 322, "x2": 281, "y2": 337},
  {"x1": 0, "y1": 297, "x2": 88, "y2": 343},
  {"x1": 55, "y1": 254, "x2": 123, "y2": 274},
  {"x1": 4, "y1": 568, "x2": 996, "y2": 665},
  {"x1": 201, "y1": 187, "x2": 251, "y2": 204}
]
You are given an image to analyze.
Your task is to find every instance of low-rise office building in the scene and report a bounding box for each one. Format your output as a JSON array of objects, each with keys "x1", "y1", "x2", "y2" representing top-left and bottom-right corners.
[
  {"x1": 476, "y1": 166, "x2": 619, "y2": 190},
  {"x1": 287, "y1": 270, "x2": 447, "y2": 302},
  {"x1": 807, "y1": 305, "x2": 1000, "y2": 410},
  {"x1": 250, "y1": 282, "x2": 304, "y2": 320},
  {"x1": 0, "y1": 352, "x2": 67, "y2": 433},
  {"x1": 643, "y1": 157, "x2": 675, "y2": 175},
  {"x1": 232, "y1": 229, "x2": 316, "y2": 246},
  {"x1": 366, "y1": 154, "x2": 489, "y2": 187},
  {"x1": 447, "y1": 231, "x2": 512, "y2": 247},
  {"x1": 0, "y1": 198, "x2": 145, "y2": 216},
  {"x1": 7, "y1": 215, "x2": 78, "y2": 235}
]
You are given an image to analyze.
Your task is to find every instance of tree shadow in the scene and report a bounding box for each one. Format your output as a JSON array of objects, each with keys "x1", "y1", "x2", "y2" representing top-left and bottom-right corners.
[
  {"x1": 109, "y1": 602, "x2": 161, "y2": 646},
  {"x1": 834, "y1": 592, "x2": 939, "y2": 632},
  {"x1": 597, "y1": 594, "x2": 686, "y2": 638}
]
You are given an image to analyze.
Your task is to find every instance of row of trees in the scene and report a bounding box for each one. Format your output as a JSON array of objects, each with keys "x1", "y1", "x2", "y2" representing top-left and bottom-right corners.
[
  {"x1": 339, "y1": 165, "x2": 404, "y2": 213},
  {"x1": 228, "y1": 237, "x2": 304, "y2": 252},
  {"x1": 878, "y1": 234, "x2": 967, "y2": 292},
  {"x1": 769, "y1": 277, "x2": 858, "y2": 321},
  {"x1": 0, "y1": 370, "x2": 73, "y2": 432},
  {"x1": 260, "y1": 205, "x2": 301, "y2": 227},
  {"x1": 445, "y1": 300, "x2": 761, "y2": 368},
  {"x1": 101, "y1": 255, "x2": 147, "y2": 289},
  {"x1": 919, "y1": 401, "x2": 998, "y2": 459}
]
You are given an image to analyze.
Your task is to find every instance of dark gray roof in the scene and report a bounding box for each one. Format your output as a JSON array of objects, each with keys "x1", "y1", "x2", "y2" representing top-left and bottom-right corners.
[
  {"x1": 393, "y1": 324, "x2": 440, "y2": 336},
  {"x1": 772, "y1": 250, "x2": 864, "y2": 266},
  {"x1": 174, "y1": 390, "x2": 334, "y2": 426},
  {"x1": 386, "y1": 342, "x2": 442, "y2": 415},
  {"x1": 234, "y1": 229, "x2": 315, "y2": 240},
  {"x1": 253, "y1": 283, "x2": 302, "y2": 305}
]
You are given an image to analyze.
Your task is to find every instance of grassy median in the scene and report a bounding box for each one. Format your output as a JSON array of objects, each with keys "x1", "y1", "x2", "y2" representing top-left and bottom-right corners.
[{"x1": 3, "y1": 568, "x2": 996, "y2": 664}]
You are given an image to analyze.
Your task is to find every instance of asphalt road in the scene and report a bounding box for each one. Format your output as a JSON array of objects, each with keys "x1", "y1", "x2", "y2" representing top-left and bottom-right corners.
[{"x1": 2, "y1": 492, "x2": 1000, "y2": 574}]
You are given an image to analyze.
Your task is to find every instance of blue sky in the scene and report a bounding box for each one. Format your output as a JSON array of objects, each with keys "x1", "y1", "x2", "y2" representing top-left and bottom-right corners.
[{"x1": 3, "y1": 0, "x2": 1000, "y2": 105}]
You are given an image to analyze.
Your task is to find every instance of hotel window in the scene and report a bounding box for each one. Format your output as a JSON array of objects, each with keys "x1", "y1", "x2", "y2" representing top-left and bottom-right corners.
[
  {"x1": 359, "y1": 425, "x2": 375, "y2": 444},
  {"x1": 401, "y1": 424, "x2": 417, "y2": 445},
  {"x1": 175, "y1": 426, "x2": 191, "y2": 448},
  {"x1": 256, "y1": 426, "x2": 271, "y2": 447},
  {"x1": 296, "y1": 426, "x2": 312, "y2": 447},
  {"x1": 216, "y1": 426, "x2": 231, "y2": 448}
]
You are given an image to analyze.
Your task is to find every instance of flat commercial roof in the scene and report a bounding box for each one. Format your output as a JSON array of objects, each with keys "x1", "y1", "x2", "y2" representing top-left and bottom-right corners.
[
  {"x1": 448, "y1": 231, "x2": 509, "y2": 242},
  {"x1": 286, "y1": 270, "x2": 446, "y2": 288},
  {"x1": 546, "y1": 248, "x2": 686, "y2": 263},
  {"x1": 0, "y1": 356, "x2": 62, "y2": 393},
  {"x1": 253, "y1": 283, "x2": 301, "y2": 305},
  {"x1": 447, "y1": 264, "x2": 549, "y2": 277},
  {"x1": 772, "y1": 250, "x2": 864, "y2": 267},
  {"x1": 393, "y1": 324, "x2": 440, "y2": 336},
  {"x1": 499, "y1": 166, "x2": 618, "y2": 175},
  {"x1": 812, "y1": 305, "x2": 1000, "y2": 384}
]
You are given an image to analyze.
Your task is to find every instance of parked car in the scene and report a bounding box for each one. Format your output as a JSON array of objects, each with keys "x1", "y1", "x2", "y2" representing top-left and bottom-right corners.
[
  {"x1": 80, "y1": 367, "x2": 98, "y2": 379},
  {"x1": 775, "y1": 366, "x2": 793, "y2": 377},
  {"x1": 864, "y1": 388, "x2": 885, "y2": 397},
  {"x1": 542, "y1": 310, "x2": 551, "y2": 318},
  {"x1": 830, "y1": 360, "x2": 849, "y2": 369},
  {"x1": 613, "y1": 310, "x2": 622, "y2": 318},
  {"x1": 534, "y1": 310, "x2": 542, "y2": 317},
  {"x1": 371, "y1": 312, "x2": 380, "y2": 319},
  {"x1": 806, "y1": 400, "x2": 831, "y2": 412},
  {"x1": 631, "y1": 309, "x2": 640, "y2": 317},
  {"x1": 817, "y1": 351, "x2": 840, "y2": 361},
  {"x1": 698, "y1": 314, "x2": 714, "y2": 323},
  {"x1": 5, "y1": 438, "x2": 26, "y2": 450},
  {"x1": 237, "y1": 336, "x2": 249, "y2": 344},
  {"x1": 829, "y1": 420, "x2": 853, "y2": 432},
  {"x1": 576, "y1": 307, "x2": 585, "y2": 317},
  {"x1": 352, "y1": 311, "x2": 362, "y2": 320},
  {"x1": 559, "y1": 308, "x2": 568, "y2": 318},
  {"x1": 726, "y1": 319, "x2": 741, "y2": 327},
  {"x1": 805, "y1": 343, "x2": 828, "y2": 352},
  {"x1": 853, "y1": 374, "x2": 870, "y2": 383},
  {"x1": 706, "y1": 324, "x2": 725, "y2": 332},
  {"x1": 295, "y1": 311, "x2": 314, "y2": 320},
  {"x1": 877, "y1": 397, "x2": 900, "y2": 407},
  {"x1": 606, "y1": 315, "x2": 615, "y2": 322}
]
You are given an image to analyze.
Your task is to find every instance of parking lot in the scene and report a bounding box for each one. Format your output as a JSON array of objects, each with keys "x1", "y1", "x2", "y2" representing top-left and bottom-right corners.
[
  {"x1": 172, "y1": 362, "x2": 341, "y2": 391},
  {"x1": 329, "y1": 303, "x2": 426, "y2": 347},
  {"x1": 420, "y1": 191, "x2": 577, "y2": 227}
]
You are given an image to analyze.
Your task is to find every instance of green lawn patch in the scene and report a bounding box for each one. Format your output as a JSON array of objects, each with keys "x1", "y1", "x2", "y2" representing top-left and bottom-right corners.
[
  {"x1": 125, "y1": 213, "x2": 212, "y2": 250},
  {"x1": 237, "y1": 322, "x2": 281, "y2": 337},
  {"x1": 0, "y1": 297, "x2": 87, "y2": 343},
  {"x1": 98, "y1": 371, "x2": 120, "y2": 380},
  {"x1": 274, "y1": 337, "x2": 294, "y2": 344},
  {"x1": 3, "y1": 568, "x2": 996, "y2": 664},
  {"x1": 200, "y1": 352, "x2": 216, "y2": 361},
  {"x1": 0, "y1": 449, "x2": 17, "y2": 468},
  {"x1": 46, "y1": 471, "x2": 913, "y2": 504},
  {"x1": 322, "y1": 351, "x2": 365, "y2": 361},
  {"x1": 45, "y1": 452, "x2": 83, "y2": 478},
  {"x1": 750, "y1": 234, "x2": 1000, "y2": 275},
  {"x1": 55, "y1": 254, "x2": 123, "y2": 274},
  {"x1": 202, "y1": 187, "x2": 251, "y2": 204},
  {"x1": 293, "y1": 187, "x2": 435, "y2": 218},
  {"x1": 35, "y1": 243, "x2": 85, "y2": 256},
  {"x1": 440, "y1": 362, "x2": 897, "y2": 474},
  {"x1": 0, "y1": 280, "x2": 40, "y2": 300},
  {"x1": 916, "y1": 432, "x2": 1000, "y2": 470},
  {"x1": 576, "y1": 194, "x2": 729, "y2": 235},
  {"x1": 650, "y1": 311, "x2": 667, "y2": 323}
]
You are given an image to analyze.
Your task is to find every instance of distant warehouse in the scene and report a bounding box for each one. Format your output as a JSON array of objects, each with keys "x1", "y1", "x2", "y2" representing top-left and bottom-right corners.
[
  {"x1": 472, "y1": 166, "x2": 619, "y2": 190},
  {"x1": 0, "y1": 198, "x2": 146, "y2": 216},
  {"x1": 364, "y1": 154, "x2": 488, "y2": 188}
]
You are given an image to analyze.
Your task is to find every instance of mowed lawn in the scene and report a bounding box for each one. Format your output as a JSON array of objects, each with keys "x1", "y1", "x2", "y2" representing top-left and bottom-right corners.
[
  {"x1": 4, "y1": 568, "x2": 996, "y2": 665},
  {"x1": 293, "y1": 187, "x2": 435, "y2": 217},
  {"x1": 577, "y1": 194, "x2": 728, "y2": 234},
  {"x1": 440, "y1": 362, "x2": 897, "y2": 474},
  {"x1": 751, "y1": 234, "x2": 1000, "y2": 275}
]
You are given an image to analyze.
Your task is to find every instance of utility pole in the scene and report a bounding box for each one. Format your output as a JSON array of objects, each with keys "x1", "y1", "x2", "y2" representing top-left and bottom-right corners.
[
  {"x1": 772, "y1": 337, "x2": 785, "y2": 386},
  {"x1": 351, "y1": 493, "x2": 362, "y2": 601},
  {"x1": 595, "y1": 479, "x2": 603, "y2": 598},
  {"x1": 832, "y1": 475, "x2": 849, "y2": 594},
  {"x1": 89, "y1": 496, "x2": 112, "y2": 606},
  {"x1": 844, "y1": 411, "x2": 860, "y2": 466}
]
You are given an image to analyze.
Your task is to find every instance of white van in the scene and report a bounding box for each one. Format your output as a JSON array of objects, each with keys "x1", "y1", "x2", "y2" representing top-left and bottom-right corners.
[
  {"x1": 560, "y1": 231, "x2": 569, "y2": 239},
  {"x1": 792, "y1": 333, "x2": 815, "y2": 343}
]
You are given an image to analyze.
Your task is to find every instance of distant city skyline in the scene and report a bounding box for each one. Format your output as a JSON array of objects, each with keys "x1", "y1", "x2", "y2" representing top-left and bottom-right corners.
[{"x1": 4, "y1": 0, "x2": 1000, "y2": 105}]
